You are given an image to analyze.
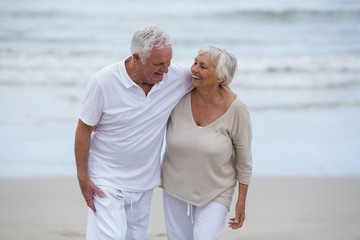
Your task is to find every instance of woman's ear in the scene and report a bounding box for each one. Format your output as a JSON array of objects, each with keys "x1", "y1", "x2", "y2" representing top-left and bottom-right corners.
[{"x1": 217, "y1": 77, "x2": 225, "y2": 84}]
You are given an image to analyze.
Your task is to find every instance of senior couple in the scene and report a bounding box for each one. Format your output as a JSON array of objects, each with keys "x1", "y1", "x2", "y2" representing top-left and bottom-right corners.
[{"x1": 74, "y1": 25, "x2": 252, "y2": 240}]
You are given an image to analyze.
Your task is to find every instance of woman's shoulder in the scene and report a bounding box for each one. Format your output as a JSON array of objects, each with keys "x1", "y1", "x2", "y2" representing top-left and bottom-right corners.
[
  {"x1": 225, "y1": 90, "x2": 250, "y2": 117},
  {"x1": 220, "y1": 86, "x2": 236, "y2": 108},
  {"x1": 172, "y1": 91, "x2": 191, "y2": 115}
]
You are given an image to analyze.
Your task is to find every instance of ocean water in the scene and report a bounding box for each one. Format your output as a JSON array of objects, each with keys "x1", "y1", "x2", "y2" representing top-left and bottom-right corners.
[{"x1": 0, "y1": 0, "x2": 359, "y2": 177}]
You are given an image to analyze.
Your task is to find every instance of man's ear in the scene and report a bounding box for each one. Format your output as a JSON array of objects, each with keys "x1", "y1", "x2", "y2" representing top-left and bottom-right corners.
[{"x1": 132, "y1": 53, "x2": 141, "y2": 63}]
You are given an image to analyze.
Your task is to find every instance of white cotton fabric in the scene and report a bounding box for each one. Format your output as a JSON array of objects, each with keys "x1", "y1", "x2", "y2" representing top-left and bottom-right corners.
[
  {"x1": 163, "y1": 191, "x2": 228, "y2": 240},
  {"x1": 86, "y1": 187, "x2": 153, "y2": 240},
  {"x1": 80, "y1": 60, "x2": 192, "y2": 191}
]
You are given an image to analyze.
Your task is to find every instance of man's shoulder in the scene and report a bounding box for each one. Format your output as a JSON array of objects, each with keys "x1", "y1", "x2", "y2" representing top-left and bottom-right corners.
[
  {"x1": 89, "y1": 62, "x2": 124, "y2": 88},
  {"x1": 93, "y1": 62, "x2": 122, "y2": 79}
]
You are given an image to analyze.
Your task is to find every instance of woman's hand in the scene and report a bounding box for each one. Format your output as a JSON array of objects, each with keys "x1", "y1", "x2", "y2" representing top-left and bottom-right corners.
[
  {"x1": 228, "y1": 200, "x2": 245, "y2": 229},
  {"x1": 228, "y1": 183, "x2": 248, "y2": 229}
]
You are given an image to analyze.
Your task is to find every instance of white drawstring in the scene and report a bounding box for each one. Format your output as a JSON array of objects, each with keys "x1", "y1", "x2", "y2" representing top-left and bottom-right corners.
[
  {"x1": 130, "y1": 192, "x2": 133, "y2": 213},
  {"x1": 187, "y1": 204, "x2": 194, "y2": 223}
]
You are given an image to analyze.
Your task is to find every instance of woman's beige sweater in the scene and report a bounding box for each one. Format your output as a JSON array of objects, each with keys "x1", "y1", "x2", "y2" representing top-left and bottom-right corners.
[{"x1": 161, "y1": 92, "x2": 252, "y2": 208}]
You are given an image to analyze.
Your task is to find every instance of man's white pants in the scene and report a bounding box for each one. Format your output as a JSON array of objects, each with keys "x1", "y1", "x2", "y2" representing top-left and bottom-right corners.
[
  {"x1": 163, "y1": 191, "x2": 228, "y2": 240},
  {"x1": 86, "y1": 186, "x2": 153, "y2": 240}
]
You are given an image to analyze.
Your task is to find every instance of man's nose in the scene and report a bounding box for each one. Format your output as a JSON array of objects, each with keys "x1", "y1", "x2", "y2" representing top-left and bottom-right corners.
[{"x1": 161, "y1": 63, "x2": 169, "y2": 73}]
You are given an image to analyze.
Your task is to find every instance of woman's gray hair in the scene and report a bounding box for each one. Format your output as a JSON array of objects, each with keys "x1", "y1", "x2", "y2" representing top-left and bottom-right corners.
[
  {"x1": 198, "y1": 45, "x2": 237, "y2": 86},
  {"x1": 131, "y1": 25, "x2": 172, "y2": 64}
]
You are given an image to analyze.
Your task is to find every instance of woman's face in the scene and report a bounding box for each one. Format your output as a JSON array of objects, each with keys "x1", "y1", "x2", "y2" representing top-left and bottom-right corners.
[{"x1": 191, "y1": 54, "x2": 219, "y2": 88}]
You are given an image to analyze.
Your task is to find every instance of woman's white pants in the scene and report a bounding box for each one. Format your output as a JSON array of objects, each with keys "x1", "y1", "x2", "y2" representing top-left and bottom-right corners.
[
  {"x1": 163, "y1": 191, "x2": 228, "y2": 240},
  {"x1": 86, "y1": 186, "x2": 153, "y2": 240}
]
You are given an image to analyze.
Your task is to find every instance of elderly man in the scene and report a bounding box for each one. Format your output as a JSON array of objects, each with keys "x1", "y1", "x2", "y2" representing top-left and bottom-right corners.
[{"x1": 74, "y1": 25, "x2": 192, "y2": 240}]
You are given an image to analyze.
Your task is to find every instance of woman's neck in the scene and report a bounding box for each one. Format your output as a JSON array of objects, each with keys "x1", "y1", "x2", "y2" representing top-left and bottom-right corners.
[{"x1": 192, "y1": 86, "x2": 227, "y2": 105}]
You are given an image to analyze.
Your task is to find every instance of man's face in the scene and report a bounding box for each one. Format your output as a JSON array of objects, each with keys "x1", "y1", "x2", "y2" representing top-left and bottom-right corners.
[{"x1": 137, "y1": 47, "x2": 172, "y2": 85}]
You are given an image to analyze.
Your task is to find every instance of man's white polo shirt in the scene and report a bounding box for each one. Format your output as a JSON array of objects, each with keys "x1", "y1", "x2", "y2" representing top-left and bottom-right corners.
[{"x1": 80, "y1": 60, "x2": 192, "y2": 191}]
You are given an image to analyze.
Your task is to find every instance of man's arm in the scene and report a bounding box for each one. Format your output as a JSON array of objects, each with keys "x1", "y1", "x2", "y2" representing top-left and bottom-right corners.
[{"x1": 74, "y1": 119, "x2": 104, "y2": 212}]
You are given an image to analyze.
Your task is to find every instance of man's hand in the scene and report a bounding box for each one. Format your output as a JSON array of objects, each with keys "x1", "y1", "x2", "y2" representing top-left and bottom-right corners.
[
  {"x1": 74, "y1": 119, "x2": 104, "y2": 211},
  {"x1": 78, "y1": 176, "x2": 104, "y2": 212}
]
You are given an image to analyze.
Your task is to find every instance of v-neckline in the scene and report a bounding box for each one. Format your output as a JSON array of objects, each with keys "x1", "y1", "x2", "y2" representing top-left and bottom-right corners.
[{"x1": 188, "y1": 93, "x2": 237, "y2": 128}]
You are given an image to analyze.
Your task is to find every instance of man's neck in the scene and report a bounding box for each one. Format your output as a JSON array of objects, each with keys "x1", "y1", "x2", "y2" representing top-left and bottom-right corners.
[{"x1": 125, "y1": 58, "x2": 153, "y2": 95}]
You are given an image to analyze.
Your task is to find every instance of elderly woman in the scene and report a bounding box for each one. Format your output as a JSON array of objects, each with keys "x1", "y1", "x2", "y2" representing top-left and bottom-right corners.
[{"x1": 161, "y1": 45, "x2": 253, "y2": 239}]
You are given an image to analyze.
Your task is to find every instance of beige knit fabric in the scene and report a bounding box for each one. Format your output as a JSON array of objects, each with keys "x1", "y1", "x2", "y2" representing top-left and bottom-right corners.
[{"x1": 161, "y1": 92, "x2": 252, "y2": 208}]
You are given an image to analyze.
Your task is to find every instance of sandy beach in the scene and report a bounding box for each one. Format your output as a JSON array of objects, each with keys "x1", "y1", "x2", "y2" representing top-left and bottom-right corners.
[{"x1": 0, "y1": 176, "x2": 359, "y2": 240}]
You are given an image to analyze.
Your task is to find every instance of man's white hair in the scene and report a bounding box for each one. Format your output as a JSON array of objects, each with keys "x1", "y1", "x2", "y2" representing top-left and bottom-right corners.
[{"x1": 131, "y1": 25, "x2": 172, "y2": 64}]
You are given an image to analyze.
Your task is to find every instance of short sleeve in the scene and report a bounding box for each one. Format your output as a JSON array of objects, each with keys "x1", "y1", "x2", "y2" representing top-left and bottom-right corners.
[{"x1": 79, "y1": 75, "x2": 104, "y2": 126}]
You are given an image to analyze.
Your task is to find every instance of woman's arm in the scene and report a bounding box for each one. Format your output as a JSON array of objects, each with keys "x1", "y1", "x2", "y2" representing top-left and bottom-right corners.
[{"x1": 228, "y1": 183, "x2": 249, "y2": 229}]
